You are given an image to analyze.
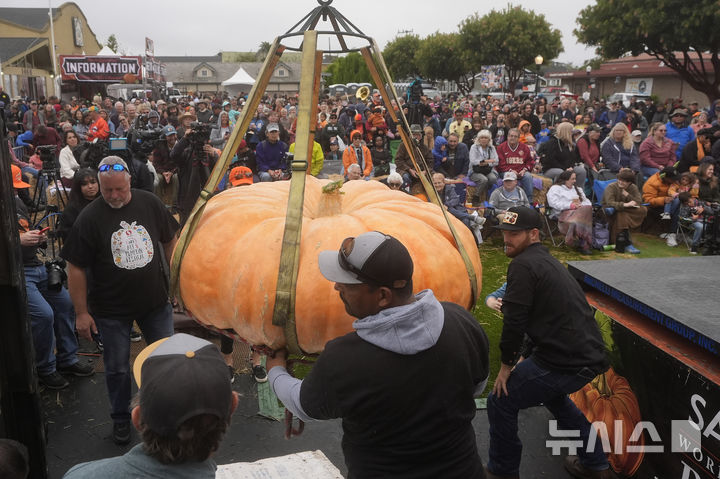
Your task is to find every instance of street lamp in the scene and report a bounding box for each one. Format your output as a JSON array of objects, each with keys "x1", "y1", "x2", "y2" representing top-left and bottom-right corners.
[{"x1": 534, "y1": 55, "x2": 543, "y2": 96}]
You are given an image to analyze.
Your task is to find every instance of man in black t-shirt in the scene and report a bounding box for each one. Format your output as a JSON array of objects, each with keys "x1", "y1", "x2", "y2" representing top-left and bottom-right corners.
[
  {"x1": 267, "y1": 232, "x2": 490, "y2": 479},
  {"x1": 61, "y1": 156, "x2": 179, "y2": 446},
  {"x1": 487, "y1": 207, "x2": 614, "y2": 479}
]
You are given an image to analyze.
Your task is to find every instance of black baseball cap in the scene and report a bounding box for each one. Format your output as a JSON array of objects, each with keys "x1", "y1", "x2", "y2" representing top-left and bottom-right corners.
[
  {"x1": 318, "y1": 231, "x2": 413, "y2": 288},
  {"x1": 133, "y1": 333, "x2": 233, "y2": 436},
  {"x1": 494, "y1": 206, "x2": 541, "y2": 231}
]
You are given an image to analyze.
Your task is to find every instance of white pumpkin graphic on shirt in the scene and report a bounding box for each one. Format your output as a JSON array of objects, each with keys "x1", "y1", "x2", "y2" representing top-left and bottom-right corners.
[{"x1": 111, "y1": 221, "x2": 154, "y2": 270}]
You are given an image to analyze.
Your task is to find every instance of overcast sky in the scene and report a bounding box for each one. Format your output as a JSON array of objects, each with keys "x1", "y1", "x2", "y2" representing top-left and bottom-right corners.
[{"x1": 11, "y1": 0, "x2": 597, "y2": 66}]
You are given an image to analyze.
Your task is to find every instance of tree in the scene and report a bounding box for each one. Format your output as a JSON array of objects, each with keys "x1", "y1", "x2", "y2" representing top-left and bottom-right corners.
[
  {"x1": 256, "y1": 41, "x2": 272, "y2": 61},
  {"x1": 382, "y1": 34, "x2": 421, "y2": 81},
  {"x1": 325, "y1": 52, "x2": 373, "y2": 86},
  {"x1": 105, "y1": 34, "x2": 119, "y2": 53},
  {"x1": 459, "y1": 6, "x2": 563, "y2": 94},
  {"x1": 575, "y1": 0, "x2": 720, "y2": 103},
  {"x1": 414, "y1": 32, "x2": 475, "y2": 94}
]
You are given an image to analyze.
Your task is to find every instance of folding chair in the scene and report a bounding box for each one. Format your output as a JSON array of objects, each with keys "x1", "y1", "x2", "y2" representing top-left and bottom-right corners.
[
  {"x1": 676, "y1": 219, "x2": 695, "y2": 252},
  {"x1": 591, "y1": 178, "x2": 617, "y2": 207},
  {"x1": 538, "y1": 204, "x2": 563, "y2": 247}
]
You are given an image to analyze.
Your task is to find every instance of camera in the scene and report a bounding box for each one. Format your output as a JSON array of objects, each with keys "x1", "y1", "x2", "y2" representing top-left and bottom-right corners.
[
  {"x1": 186, "y1": 121, "x2": 212, "y2": 148},
  {"x1": 45, "y1": 258, "x2": 67, "y2": 292},
  {"x1": 36, "y1": 145, "x2": 57, "y2": 170}
]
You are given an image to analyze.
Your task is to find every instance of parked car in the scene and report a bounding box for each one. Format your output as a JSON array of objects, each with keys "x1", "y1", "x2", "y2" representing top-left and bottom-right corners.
[{"x1": 608, "y1": 92, "x2": 652, "y2": 108}]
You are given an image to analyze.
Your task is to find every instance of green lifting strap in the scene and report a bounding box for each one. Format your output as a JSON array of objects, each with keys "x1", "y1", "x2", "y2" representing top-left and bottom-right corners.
[
  {"x1": 271, "y1": 30, "x2": 319, "y2": 356},
  {"x1": 362, "y1": 43, "x2": 479, "y2": 307}
]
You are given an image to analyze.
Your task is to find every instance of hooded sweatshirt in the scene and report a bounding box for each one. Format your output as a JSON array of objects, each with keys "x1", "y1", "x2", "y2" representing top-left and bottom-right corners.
[{"x1": 269, "y1": 289, "x2": 489, "y2": 479}]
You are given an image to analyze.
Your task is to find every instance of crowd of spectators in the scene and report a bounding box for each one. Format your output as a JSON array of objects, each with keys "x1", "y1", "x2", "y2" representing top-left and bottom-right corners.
[
  {"x1": 5, "y1": 86, "x2": 720, "y2": 253},
  {"x1": 5, "y1": 82, "x2": 720, "y2": 477}
]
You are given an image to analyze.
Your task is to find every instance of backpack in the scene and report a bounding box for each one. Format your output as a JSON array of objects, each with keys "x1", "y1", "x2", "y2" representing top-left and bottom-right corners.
[{"x1": 592, "y1": 219, "x2": 611, "y2": 250}]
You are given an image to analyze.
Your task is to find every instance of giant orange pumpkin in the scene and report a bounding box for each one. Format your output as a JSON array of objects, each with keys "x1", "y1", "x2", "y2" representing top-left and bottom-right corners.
[
  {"x1": 178, "y1": 176, "x2": 481, "y2": 353},
  {"x1": 570, "y1": 367, "x2": 644, "y2": 476}
]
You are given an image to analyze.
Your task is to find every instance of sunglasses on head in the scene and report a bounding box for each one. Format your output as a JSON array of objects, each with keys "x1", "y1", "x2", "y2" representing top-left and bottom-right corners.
[
  {"x1": 98, "y1": 164, "x2": 127, "y2": 172},
  {"x1": 338, "y1": 236, "x2": 381, "y2": 285}
]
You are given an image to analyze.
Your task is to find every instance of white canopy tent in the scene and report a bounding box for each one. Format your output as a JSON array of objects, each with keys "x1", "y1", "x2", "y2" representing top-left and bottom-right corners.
[
  {"x1": 222, "y1": 67, "x2": 255, "y2": 96},
  {"x1": 96, "y1": 46, "x2": 119, "y2": 56}
]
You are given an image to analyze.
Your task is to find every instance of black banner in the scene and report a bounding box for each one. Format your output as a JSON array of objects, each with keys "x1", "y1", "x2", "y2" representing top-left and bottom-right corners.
[{"x1": 60, "y1": 56, "x2": 142, "y2": 83}]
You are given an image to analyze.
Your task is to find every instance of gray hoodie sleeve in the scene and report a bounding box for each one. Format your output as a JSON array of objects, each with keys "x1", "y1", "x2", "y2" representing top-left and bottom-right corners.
[{"x1": 268, "y1": 366, "x2": 315, "y2": 422}]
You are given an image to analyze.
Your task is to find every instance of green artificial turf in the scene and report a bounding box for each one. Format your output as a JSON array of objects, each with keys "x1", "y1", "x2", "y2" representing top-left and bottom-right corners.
[{"x1": 473, "y1": 231, "x2": 692, "y2": 397}]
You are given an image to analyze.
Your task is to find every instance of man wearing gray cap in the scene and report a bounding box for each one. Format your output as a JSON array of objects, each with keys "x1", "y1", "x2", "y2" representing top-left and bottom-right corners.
[{"x1": 268, "y1": 231, "x2": 490, "y2": 479}]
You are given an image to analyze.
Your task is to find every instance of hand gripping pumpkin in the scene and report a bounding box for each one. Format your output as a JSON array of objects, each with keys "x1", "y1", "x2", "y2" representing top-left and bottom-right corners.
[
  {"x1": 570, "y1": 367, "x2": 644, "y2": 476},
  {"x1": 178, "y1": 176, "x2": 481, "y2": 353}
]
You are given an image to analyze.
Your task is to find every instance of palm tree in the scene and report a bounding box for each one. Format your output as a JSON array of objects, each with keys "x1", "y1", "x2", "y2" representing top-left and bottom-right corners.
[{"x1": 256, "y1": 42, "x2": 272, "y2": 61}]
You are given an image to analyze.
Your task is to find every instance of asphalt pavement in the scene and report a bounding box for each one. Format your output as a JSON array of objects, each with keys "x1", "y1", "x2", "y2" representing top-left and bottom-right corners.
[{"x1": 43, "y1": 358, "x2": 574, "y2": 478}]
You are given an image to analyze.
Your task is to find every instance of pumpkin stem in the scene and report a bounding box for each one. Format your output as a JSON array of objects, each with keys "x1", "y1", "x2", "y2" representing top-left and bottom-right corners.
[
  {"x1": 318, "y1": 189, "x2": 343, "y2": 217},
  {"x1": 594, "y1": 372, "x2": 613, "y2": 397}
]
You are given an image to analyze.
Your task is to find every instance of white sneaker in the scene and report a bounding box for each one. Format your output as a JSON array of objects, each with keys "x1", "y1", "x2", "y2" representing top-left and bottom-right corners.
[
  {"x1": 659, "y1": 233, "x2": 668, "y2": 239},
  {"x1": 660, "y1": 212, "x2": 671, "y2": 220},
  {"x1": 472, "y1": 224, "x2": 484, "y2": 244},
  {"x1": 666, "y1": 233, "x2": 678, "y2": 247}
]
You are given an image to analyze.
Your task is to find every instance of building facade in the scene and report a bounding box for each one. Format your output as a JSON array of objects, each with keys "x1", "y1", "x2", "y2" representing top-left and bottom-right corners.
[
  {"x1": 158, "y1": 54, "x2": 301, "y2": 96},
  {"x1": 548, "y1": 53, "x2": 715, "y2": 107},
  {"x1": 0, "y1": 2, "x2": 102, "y2": 100}
]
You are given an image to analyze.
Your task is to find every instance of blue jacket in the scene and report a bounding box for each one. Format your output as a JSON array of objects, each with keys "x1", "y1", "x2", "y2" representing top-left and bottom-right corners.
[
  {"x1": 601, "y1": 139, "x2": 640, "y2": 172},
  {"x1": 433, "y1": 137, "x2": 469, "y2": 178},
  {"x1": 255, "y1": 140, "x2": 288, "y2": 172},
  {"x1": 535, "y1": 128, "x2": 551, "y2": 145},
  {"x1": 665, "y1": 121, "x2": 695, "y2": 161},
  {"x1": 16, "y1": 130, "x2": 33, "y2": 147},
  {"x1": 597, "y1": 109, "x2": 627, "y2": 131}
]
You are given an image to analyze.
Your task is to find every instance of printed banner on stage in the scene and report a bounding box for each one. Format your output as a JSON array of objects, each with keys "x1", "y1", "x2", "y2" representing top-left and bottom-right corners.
[{"x1": 60, "y1": 55, "x2": 143, "y2": 83}]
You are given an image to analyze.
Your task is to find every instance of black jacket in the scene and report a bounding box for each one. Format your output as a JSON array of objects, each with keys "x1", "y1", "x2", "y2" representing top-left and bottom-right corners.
[
  {"x1": 538, "y1": 135, "x2": 577, "y2": 172},
  {"x1": 501, "y1": 243, "x2": 609, "y2": 374}
]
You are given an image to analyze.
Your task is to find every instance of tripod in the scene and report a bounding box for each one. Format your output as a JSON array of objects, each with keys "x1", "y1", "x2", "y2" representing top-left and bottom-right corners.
[{"x1": 30, "y1": 156, "x2": 67, "y2": 225}]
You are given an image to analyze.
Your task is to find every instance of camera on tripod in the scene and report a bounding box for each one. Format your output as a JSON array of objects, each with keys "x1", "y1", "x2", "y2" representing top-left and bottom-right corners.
[
  {"x1": 186, "y1": 121, "x2": 212, "y2": 148},
  {"x1": 127, "y1": 114, "x2": 163, "y2": 156},
  {"x1": 36, "y1": 145, "x2": 57, "y2": 170},
  {"x1": 45, "y1": 258, "x2": 67, "y2": 292}
]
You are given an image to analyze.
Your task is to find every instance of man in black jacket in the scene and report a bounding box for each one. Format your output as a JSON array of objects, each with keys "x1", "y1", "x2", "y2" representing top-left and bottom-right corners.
[
  {"x1": 268, "y1": 231, "x2": 490, "y2": 479},
  {"x1": 487, "y1": 206, "x2": 614, "y2": 479}
]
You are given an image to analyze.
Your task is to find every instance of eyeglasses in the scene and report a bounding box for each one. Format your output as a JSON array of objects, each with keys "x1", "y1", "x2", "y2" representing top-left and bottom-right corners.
[{"x1": 98, "y1": 164, "x2": 127, "y2": 172}]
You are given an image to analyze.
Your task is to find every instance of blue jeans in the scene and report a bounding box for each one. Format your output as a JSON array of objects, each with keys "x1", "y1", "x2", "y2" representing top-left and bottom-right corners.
[
  {"x1": 666, "y1": 197, "x2": 681, "y2": 231},
  {"x1": 258, "y1": 171, "x2": 273, "y2": 182},
  {"x1": 94, "y1": 302, "x2": 173, "y2": 423},
  {"x1": 641, "y1": 166, "x2": 660, "y2": 178},
  {"x1": 24, "y1": 265, "x2": 79, "y2": 375},
  {"x1": 487, "y1": 356, "x2": 608, "y2": 476},
  {"x1": 690, "y1": 220, "x2": 704, "y2": 245}
]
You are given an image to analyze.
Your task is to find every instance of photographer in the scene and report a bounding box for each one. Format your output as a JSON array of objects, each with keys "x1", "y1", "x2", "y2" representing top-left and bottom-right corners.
[
  {"x1": 11, "y1": 165, "x2": 94, "y2": 390},
  {"x1": 32, "y1": 124, "x2": 63, "y2": 153},
  {"x1": 170, "y1": 121, "x2": 219, "y2": 224}
]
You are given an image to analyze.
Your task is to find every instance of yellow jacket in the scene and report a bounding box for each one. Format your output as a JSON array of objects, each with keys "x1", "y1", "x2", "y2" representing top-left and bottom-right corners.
[{"x1": 289, "y1": 140, "x2": 325, "y2": 177}]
